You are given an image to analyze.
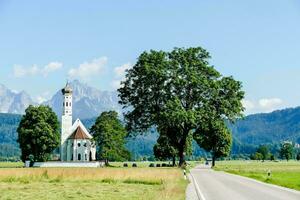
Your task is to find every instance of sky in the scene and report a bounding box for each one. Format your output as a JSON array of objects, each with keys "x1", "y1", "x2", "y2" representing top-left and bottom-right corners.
[{"x1": 0, "y1": 0, "x2": 300, "y2": 114}]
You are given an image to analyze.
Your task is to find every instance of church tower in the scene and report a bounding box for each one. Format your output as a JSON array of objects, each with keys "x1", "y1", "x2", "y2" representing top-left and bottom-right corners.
[{"x1": 61, "y1": 82, "x2": 73, "y2": 161}]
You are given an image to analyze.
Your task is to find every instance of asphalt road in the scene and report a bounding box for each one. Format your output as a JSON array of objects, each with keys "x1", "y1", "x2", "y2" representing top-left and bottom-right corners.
[{"x1": 189, "y1": 165, "x2": 300, "y2": 200}]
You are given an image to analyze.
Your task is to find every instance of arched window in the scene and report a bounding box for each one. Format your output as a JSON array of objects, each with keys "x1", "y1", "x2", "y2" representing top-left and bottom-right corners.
[
  {"x1": 78, "y1": 143, "x2": 81, "y2": 147},
  {"x1": 85, "y1": 154, "x2": 87, "y2": 161},
  {"x1": 78, "y1": 154, "x2": 81, "y2": 161},
  {"x1": 70, "y1": 102, "x2": 71, "y2": 106},
  {"x1": 63, "y1": 102, "x2": 64, "y2": 107},
  {"x1": 66, "y1": 102, "x2": 68, "y2": 107}
]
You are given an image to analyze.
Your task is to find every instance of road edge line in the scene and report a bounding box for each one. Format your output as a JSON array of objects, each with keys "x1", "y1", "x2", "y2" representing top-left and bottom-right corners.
[{"x1": 190, "y1": 171, "x2": 206, "y2": 200}]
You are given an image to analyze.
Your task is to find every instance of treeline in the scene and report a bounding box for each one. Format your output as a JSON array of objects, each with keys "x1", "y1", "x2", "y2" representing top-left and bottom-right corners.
[{"x1": 249, "y1": 143, "x2": 300, "y2": 161}]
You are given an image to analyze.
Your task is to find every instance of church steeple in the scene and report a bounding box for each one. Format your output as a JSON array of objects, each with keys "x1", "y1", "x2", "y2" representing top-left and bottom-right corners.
[
  {"x1": 61, "y1": 81, "x2": 73, "y2": 161},
  {"x1": 62, "y1": 81, "x2": 73, "y2": 116}
]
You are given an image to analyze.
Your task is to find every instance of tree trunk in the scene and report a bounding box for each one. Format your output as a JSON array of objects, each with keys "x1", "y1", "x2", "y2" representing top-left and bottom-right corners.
[
  {"x1": 212, "y1": 156, "x2": 216, "y2": 167},
  {"x1": 172, "y1": 156, "x2": 176, "y2": 166},
  {"x1": 178, "y1": 149, "x2": 185, "y2": 167}
]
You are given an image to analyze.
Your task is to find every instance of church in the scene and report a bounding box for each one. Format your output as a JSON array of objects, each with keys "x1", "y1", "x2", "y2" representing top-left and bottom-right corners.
[{"x1": 60, "y1": 83, "x2": 96, "y2": 162}]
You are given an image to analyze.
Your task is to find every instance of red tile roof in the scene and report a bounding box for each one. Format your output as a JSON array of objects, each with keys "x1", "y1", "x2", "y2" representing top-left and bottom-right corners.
[{"x1": 69, "y1": 126, "x2": 90, "y2": 139}]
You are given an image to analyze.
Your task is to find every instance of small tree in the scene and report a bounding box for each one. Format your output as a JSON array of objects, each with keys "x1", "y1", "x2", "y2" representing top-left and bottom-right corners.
[
  {"x1": 280, "y1": 143, "x2": 293, "y2": 161},
  {"x1": 296, "y1": 152, "x2": 300, "y2": 161},
  {"x1": 90, "y1": 111, "x2": 130, "y2": 165},
  {"x1": 194, "y1": 119, "x2": 232, "y2": 167},
  {"x1": 17, "y1": 105, "x2": 60, "y2": 162},
  {"x1": 257, "y1": 145, "x2": 269, "y2": 161}
]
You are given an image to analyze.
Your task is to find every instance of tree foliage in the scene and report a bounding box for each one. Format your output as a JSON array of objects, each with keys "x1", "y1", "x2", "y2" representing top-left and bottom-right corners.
[
  {"x1": 153, "y1": 134, "x2": 177, "y2": 165},
  {"x1": 280, "y1": 142, "x2": 294, "y2": 161},
  {"x1": 118, "y1": 47, "x2": 244, "y2": 166},
  {"x1": 256, "y1": 145, "x2": 270, "y2": 161},
  {"x1": 17, "y1": 105, "x2": 60, "y2": 162},
  {"x1": 194, "y1": 119, "x2": 232, "y2": 166},
  {"x1": 90, "y1": 111, "x2": 130, "y2": 164}
]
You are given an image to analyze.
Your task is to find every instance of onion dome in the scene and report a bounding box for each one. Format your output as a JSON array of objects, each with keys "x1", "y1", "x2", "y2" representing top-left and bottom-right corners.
[{"x1": 61, "y1": 82, "x2": 73, "y2": 94}]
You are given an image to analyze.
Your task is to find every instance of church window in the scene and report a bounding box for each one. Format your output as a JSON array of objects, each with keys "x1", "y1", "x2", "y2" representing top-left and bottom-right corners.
[
  {"x1": 84, "y1": 143, "x2": 87, "y2": 147},
  {"x1": 71, "y1": 154, "x2": 73, "y2": 161},
  {"x1": 70, "y1": 102, "x2": 71, "y2": 106},
  {"x1": 78, "y1": 143, "x2": 81, "y2": 147},
  {"x1": 63, "y1": 102, "x2": 64, "y2": 107},
  {"x1": 85, "y1": 154, "x2": 87, "y2": 161},
  {"x1": 78, "y1": 154, "x2": 81, "y2": 161},
  {"x1": 66, "y1": 102, "x2": 68, "y2": 107}
]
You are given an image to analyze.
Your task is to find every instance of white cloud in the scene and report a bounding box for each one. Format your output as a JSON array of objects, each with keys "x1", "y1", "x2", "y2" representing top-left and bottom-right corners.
[
  {"x1": 13, "y1": 62, "x2": 63, "y2": 78},
  {"x1": 43, "y1": 62, "x2": 63, "y2": 76},
  {"x1": 34, "y1": 91, "x2": 51, "y2": 104},
  {"x1": 258, "y1": 98, "x2": 283, "y2": 111},
  {"x1": 114, "y1": 63, "x2": 132, "y2": 77},
  {"x1": 243, "y1": 98, "x2": 284, "y2": 114},
  {"x1": 242, "y1": 99, "x2": 255, "y2": 111},
  {"x1": 68, "y1": 57, "x2": 107, "y2": 80},
  {"x1": 111, "y1": 63, "x2": 132, "y2": 90}
]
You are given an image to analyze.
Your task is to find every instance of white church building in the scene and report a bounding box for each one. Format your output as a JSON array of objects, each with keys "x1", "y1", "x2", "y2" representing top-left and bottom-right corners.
[{"x1": 60, "y1": 83, "x2": 96, "y2": 162}]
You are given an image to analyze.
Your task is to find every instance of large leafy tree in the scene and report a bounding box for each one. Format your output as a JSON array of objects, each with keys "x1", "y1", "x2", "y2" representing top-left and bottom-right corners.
[
  {"x1": 90, "y1": 111, "x2": 130, "y2": 165},
  {"x1": 118, "y1": 47, "x2": 244, "y2": 166},
  {"x1": 17, "y1": 105, "x2": 60, "y2": 162}
]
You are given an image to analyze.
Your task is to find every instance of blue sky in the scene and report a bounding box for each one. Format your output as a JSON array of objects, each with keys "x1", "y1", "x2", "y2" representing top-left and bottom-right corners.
[{"x1": 0, "y1": 0, "x2": 300, "y2": 114}]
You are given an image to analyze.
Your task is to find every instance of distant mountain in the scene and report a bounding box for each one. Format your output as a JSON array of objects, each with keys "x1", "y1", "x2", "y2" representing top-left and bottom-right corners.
[
  {"x1": 0, "y1": 113, "x2": 21, "y2": 159},
  {"x1": 44, "y1": 80, "x2": 122, "y2": 119},
  {"x1": 0, "y1": 84, "x2": 34, "y2": 114},
  {"x1": 229, "y1": 107, "x2": 300, "y2": 145}
]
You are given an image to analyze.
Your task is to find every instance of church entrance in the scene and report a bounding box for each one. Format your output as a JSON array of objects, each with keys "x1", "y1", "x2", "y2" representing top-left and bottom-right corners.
[{"x1": 89, "y1": 151, "x2": 92, "y2": 161}]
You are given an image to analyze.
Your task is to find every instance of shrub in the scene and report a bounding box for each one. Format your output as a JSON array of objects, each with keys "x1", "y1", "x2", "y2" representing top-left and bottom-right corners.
[
  {"x1": 149, "y1": 163, "x2": 155, "y2": 167},
  {"x1": 132, "y1": 163, "x2": 137, "y2": 167},
  {"x1": 123, "y1": 163, "x2": 128, "y2": 167},
  {"x1": 156, "y1": 163, "x2": 161, "y2": 167}
]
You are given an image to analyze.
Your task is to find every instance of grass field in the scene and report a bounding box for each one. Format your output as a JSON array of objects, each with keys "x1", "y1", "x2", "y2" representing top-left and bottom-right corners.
[
  {"x1": 214, "y1": 160, "x2": 300, "y2": 191},
  {"x1": 0, "y1": 164, "x2": 187, "y2": 200}
]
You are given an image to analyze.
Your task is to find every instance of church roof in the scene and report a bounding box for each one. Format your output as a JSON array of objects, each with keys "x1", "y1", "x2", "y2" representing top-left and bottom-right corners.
[{"x1": 69, "y1": 126, "x2": 90, "y2": 139}]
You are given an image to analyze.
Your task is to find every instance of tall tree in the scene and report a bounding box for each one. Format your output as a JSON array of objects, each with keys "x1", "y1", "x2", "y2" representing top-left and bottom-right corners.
[
  {"x1": 17, "y1": 105, "x2": 60, "y2": 162},
  {"x1": 90, "y1": 111, "x2": 130, "y2": 165},
  {"x1": 280, "y1": 142, "x2": 294, "y2": 161},
  {"x1": 194, "y1": 119, "x2": 232, "y2": 167},
  {"x1": 118, "y1": 47, "x2": 244, "y2": 166}
]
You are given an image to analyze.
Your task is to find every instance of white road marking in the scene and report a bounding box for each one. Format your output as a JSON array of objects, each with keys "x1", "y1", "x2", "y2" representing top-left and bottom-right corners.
[{"x1": 190, "y1": 171, "x2": 206, "y2": 200}]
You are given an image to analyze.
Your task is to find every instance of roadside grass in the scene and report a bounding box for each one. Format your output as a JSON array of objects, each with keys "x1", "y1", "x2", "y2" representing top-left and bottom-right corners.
[
  {"x1": 214, "y1": 160, "x2": 300, "y2": 191},
  {"x1": 0, "y1": 167, "x2": 187, "y2": 200},
  {"x1": 0, "y1": 162, "x2": 23, "y2": 168}
]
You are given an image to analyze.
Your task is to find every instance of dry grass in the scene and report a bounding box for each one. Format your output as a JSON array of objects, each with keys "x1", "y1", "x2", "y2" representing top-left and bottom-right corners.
[{"x1": 0, "y1": 167, "x2": 187, "y2": 200}]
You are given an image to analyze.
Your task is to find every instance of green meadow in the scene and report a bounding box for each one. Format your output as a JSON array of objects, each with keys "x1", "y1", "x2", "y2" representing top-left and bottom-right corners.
[
  {"x1": 214, "y1": 160, "x2": 300, "y2": 191},
  {"x1": 0, "y1": 163, "x2": 187, "y2": 200}
]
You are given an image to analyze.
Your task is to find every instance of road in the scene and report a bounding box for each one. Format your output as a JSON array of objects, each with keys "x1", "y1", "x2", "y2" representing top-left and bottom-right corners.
[{"x1": 188, "y1": 165, "x2": 300, "y2": 200}]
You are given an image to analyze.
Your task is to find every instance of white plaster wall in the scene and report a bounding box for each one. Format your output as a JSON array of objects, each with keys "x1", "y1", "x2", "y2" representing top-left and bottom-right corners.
[{"x1": 33, "y1": 161, "x2": 105, "y2": 168}]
